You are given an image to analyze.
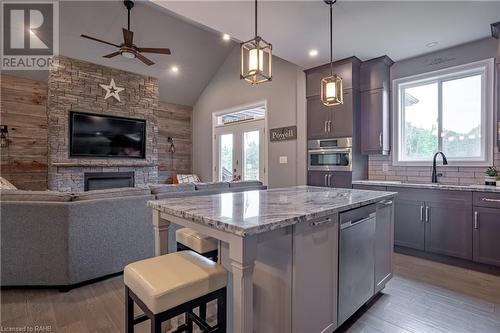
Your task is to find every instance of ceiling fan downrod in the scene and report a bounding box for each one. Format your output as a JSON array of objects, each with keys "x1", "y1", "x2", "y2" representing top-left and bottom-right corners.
[{"x1": 124, "y1": 0, "x2": 134, "y2": 31}]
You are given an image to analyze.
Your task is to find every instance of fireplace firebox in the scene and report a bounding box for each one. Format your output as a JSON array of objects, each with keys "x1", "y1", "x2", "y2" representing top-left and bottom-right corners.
[{"x1": 84, "y1": 172, "x2": 135, "y2": 191}]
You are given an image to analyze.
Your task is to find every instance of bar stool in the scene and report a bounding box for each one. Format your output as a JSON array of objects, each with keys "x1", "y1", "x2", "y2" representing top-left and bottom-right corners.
[
  {"x1": 176, "y1": 228, "x2": 218, "y2": 262},
  {"x1": 124, "y1": 251, "x2": 227, "y2": 333}
]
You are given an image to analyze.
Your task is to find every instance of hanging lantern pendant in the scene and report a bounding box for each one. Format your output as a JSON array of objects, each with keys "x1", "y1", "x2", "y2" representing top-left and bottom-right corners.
[
  {"x1": 240, "y1": 0, "x2": 272, "y2": 84},
  {"x1": 321, "y1": 0, "x2": 343, "y2": 106}
]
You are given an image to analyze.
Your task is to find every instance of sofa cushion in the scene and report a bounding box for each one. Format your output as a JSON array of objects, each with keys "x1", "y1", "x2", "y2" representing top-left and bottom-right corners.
[
  {"x1": 149, "y1": 183, "x2": 195, "y2": 194},
  {"x1": 72, "y1": 187, "x2": 151, "y2": 201},
  {"x1": 0, "y1": 190, "x2": 72, "y2": 202},
  {"x1": 0, "y1": 177, "x2": 17, "y2": 190},
  {"x1": 194, "y1": 182, "x2": 230, "y2": 191},
  {"x1": 229, "y1": 180, "x2": 263, "y2": 188}
]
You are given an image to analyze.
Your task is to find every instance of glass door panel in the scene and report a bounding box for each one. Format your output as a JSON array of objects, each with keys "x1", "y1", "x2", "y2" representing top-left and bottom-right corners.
[
  {"x1": 243, "y1": 130, "x2": 260, "y2": 181},
  {"x1": 219, "y1": 133, "x2": 233, "y2": 182}
]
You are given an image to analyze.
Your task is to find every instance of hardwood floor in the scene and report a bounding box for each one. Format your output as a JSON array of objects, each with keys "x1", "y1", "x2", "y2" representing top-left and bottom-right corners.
[{"x1": 1, "y1": 253, "x2": 499, "y2": 333}]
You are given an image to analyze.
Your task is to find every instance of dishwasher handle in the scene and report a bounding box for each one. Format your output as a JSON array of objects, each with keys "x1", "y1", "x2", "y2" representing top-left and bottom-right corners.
[{"x1": 340, "y1": 213, "x2": 376, "y2": 230}]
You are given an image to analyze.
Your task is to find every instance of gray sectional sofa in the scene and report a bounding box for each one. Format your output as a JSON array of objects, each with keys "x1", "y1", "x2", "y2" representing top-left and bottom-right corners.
[{"x1": 0, "y1": 181, "x2": 266, "y2": 288}]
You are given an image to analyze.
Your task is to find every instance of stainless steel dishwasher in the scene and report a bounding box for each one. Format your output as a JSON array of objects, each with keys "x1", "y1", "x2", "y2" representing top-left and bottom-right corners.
[{"x1": 338, "y1": 204, "x2": 377, "y2": 326}]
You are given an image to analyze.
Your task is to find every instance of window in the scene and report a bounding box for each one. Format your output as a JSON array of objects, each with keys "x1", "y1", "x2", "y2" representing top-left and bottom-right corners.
[{"x1": 393, "y1": 59, "x2": 494, "y2": 166}]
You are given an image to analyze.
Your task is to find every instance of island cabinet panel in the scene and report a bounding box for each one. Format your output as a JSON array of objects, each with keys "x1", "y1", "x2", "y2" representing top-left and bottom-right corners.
[
  {"x1": 292, "y1": 214, "x2": 338, "y2": 333},
  {"x1": 473, "y1": 207, "x2": 500, "y2": 267},
  {"x1": 424, "y1": 191, "x2": 473, "y2": 260},
  {"x1": 375, "y1": 200, "x2": 394, "y2": 293}
]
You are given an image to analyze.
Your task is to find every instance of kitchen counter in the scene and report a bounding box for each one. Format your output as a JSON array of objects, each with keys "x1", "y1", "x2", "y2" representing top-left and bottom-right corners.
[
  {"x1": 148, "y1": 185, "x2": 396, "y2": 237},
  {"x1": 148, "y1": 186, "x2": 396, "y2": 332},
  {"x1": 352, "y1": 180, "x2": 500, "y2": 193}
]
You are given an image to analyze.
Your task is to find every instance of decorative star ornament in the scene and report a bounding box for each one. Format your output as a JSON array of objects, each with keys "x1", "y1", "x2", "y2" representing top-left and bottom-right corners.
[{"x1": 99, "y1": 78, "x2": 125, "y2": 101}]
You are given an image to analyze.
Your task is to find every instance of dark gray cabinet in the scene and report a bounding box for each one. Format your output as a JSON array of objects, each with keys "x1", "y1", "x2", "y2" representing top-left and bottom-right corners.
[
  {"x1": 473, "y1": 207, "x2": 500, "y2": 267},
  {"x1": 307, "y1": 93, "x2": 354, "y2": 139},
  {"x1": 394, "y1": 196, "x2": 425, "y2": 250},
  {"x1": 425, "y1": 197, "x2": 472, "y2": 260},
  {"x1": 305, "y1": 57, "x2": 359, "y2": 98},
  {"x1": 375, "y1": 199, "x2": 394, "y2": 293},
  {"x1": 392, "y1": 187, "x2": 472, "y2": 259},
  {"x1": 360, "y1": 56, "x2": 393, "y2": 155},
  {"x1": 308, "y1": 171, "x2": 352, "y2": 188},
  {"x1": 473, "y1": 192, "x2": 500, "y2": 267}
]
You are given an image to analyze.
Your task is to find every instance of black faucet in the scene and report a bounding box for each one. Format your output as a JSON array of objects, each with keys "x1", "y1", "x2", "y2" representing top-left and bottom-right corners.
[{"x1": 431, "y1": 152, "x2": 448, "y2": 183}]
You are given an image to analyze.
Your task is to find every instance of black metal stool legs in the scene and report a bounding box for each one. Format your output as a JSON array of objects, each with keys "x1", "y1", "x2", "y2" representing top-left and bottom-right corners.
[{"x1": 125, "y1": 287, "x2": 226, "y2": 333}]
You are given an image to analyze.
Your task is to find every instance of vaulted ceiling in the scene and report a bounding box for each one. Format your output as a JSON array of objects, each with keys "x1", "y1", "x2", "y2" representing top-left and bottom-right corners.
[
  {"x1": 154, "y1": 0, "x2": 500, "y2": 68},
  {"x1": 9, "y1": 0, "x2": 236, "y2": 106}
]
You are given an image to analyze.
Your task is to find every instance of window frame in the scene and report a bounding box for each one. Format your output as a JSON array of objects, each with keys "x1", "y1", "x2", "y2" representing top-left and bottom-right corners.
[{"x1": 392, "y1": 59, "x2": 494, "y2": 167}]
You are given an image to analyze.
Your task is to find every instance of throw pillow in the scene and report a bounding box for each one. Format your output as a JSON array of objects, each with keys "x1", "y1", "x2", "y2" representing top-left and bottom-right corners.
[
  {"x1": 0, "y1": 176, "x2": 17, "y2": 190},
  {"x1": 177, "y1": 174, "x2": 200, "y2": 183}
]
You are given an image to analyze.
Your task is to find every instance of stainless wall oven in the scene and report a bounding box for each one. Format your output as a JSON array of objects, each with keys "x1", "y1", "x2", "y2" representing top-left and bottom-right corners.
[{"x1": 307, "y1": 138, "x2": 352, "y2": 172}]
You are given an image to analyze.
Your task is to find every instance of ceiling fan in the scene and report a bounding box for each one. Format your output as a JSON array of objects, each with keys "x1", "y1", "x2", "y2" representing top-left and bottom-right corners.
[{"x1": 80, "y1": 0, "x2": 171, "y2": 66}]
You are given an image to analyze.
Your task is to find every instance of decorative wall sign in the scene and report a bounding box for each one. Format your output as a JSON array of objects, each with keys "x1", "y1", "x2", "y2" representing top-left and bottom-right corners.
[
  {"x1": 270, "y1": 126, "x2": 297, "y2": 142},
  {"x1": 99, "y1": 78, "x2": 124, "y2": 101}
]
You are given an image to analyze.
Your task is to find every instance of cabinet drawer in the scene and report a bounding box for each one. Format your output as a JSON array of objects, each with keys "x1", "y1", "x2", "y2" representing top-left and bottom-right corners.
[{"x1": 473, "y1": 192, "x2": 500, "y2": 209}]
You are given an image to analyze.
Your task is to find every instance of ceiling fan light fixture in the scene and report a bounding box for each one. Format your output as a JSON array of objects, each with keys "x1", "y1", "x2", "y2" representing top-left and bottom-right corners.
[
  {"x1": 321, "y1": 0, "x2": 343, "y2": 107},
  {"x1": 121, "y1": 50, "x2": 136, "y2": 59},
  {"x1": 240, "y1": 0, "x2": 272, "y2": 84}
]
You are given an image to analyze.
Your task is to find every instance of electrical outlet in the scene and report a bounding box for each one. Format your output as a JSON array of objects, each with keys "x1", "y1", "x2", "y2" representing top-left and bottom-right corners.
[
  {"x1": 382, "y1": 163, "x2": 389, "y2": 172},
  {"x1": 279, "y1": 156, "x2": 288, "y2": 164}
]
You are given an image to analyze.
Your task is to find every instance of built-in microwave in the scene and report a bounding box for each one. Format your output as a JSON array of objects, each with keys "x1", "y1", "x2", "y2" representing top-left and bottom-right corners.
[{"x1": 307, "y1": 138, "x2": 352, "y2": 171}]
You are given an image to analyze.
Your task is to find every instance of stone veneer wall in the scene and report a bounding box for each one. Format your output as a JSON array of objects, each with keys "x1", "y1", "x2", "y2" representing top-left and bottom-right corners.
[{"x1": 47, "y1": 56, "x2": 159, "y2": 192}]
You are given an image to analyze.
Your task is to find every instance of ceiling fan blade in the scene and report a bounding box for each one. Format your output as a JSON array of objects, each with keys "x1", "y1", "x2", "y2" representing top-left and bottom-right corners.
[
  {"x1": 123, "y1": 28, "x2": 134, "y2": 46},
  {"x1": 103, "y1": 51, "x2": 121, "y2": 58},
  {"x1": 81, "y1": 34, "x2": 120, "y2": 48},
  {"x1": 137, "y1": 47, "x2": 171, "y2": 55},
  {"x1": 136, "y1": 53, "x2": 154, "y2": 66}
]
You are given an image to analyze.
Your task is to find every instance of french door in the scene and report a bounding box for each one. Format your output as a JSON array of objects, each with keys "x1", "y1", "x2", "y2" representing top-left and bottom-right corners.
[{"x1": 214, "y1": 120, "x2": 265, "y2": 183}]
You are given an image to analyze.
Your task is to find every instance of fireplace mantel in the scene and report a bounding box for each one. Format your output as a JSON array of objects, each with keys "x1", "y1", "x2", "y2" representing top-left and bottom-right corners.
[{"x1": 51, "y1": 160, "x2": 156, "y2": 167}]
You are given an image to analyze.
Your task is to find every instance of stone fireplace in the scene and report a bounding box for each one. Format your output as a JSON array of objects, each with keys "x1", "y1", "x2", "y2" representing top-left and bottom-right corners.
[{"x1": 47, "y1": 56, "x2": 159, "y2": 192}]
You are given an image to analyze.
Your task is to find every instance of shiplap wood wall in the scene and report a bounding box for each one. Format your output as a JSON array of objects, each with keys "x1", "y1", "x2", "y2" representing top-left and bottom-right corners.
[
  {"x1": 0, "y1": 74, "x2": 48, "y2": 190},
  {"x1": 0, "y1": 74, "x2": 192, "y2": 189},
  {"x1": 155, "y1": 102, "x2": 192, "y2": 184}
]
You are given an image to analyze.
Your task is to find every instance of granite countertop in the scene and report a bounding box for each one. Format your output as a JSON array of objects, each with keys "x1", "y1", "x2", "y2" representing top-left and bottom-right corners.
[
  {"x1": 148, "y1": 186, "x2": 396, "y2": 237},
  {"x1": 352, "y1": 180, "x2": 500, "y2": 193}
]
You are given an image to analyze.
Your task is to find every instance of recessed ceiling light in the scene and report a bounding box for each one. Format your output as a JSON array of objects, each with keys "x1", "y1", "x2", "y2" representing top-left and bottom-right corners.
[
  {"x1": 170, "y1": 66, "x2": 179, "y2": 73},
  {"x1": 426, "y1": 42, "x2": 439, "y2": 48},
  {"x1": 222, "y1": 33, "x2": 231, "y2": 41},
  {"x1": 309, "y1": 49, "x2": 318, "y2": 57}
]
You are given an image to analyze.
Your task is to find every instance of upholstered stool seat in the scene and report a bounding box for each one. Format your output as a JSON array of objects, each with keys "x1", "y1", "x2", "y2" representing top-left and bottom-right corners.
[
  {"x1": 176, "y1": 228, "x2": 218, "y2": 261},
  {"x1": 124, "y1": 251, "x2": 227, "y2": 333}
]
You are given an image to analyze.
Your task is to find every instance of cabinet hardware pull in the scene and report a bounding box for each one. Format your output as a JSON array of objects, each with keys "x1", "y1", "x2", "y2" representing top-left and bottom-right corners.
[
  {"x1": 324, "y1": 121, "x2": 328, "y2": 133},
  {"x1": 379, "y1": 132, "x2": 383, "y2": 148},
  {"x1": 380, "y1": 200, "x2": 393, "y2": 206},
  {"x1": 311, "y1": 217, "x2": 332, "y2": 227},
  {"x1": 328, "y1": 120, "x2": 332, "y2": 133},
  {"x1": 420, "y1": 205, "x2": 424, "y2": 222},
  {"x1": 328, "y1": 174, "x2": 332, "y2": 187},
  {"x1": 474, "y1": 211, "x2": 479, "y2": 229},
  {"x1": 481, "y1": 198, "x2": 500, "y2": 203},
  {"x1": 324, "y1": 174, "x2": 328, "y2": 187},
  {"x1": 425, "y1": 206, "x2": 430, "y2": 222}
]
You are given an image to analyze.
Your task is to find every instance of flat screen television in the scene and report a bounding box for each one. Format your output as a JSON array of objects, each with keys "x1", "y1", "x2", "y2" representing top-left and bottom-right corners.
[{"x1": 69, "y1": 112, "x2": 146, "y2": 159}]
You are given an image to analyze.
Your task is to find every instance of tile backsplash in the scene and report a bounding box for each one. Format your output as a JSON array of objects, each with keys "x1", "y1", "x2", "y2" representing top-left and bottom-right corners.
[{"x1": 368, "y1": 148, "x2": 500, "y2": 185}]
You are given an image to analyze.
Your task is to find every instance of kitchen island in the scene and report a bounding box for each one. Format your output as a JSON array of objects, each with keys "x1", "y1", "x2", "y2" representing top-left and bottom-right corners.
[{"x1": 148, "y1": 186, "x2": 396, "y2": 333}]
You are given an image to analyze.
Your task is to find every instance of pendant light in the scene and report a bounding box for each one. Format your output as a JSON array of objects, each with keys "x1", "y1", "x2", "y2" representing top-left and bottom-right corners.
[
  {"x1": 321, "y1": 0, "x2": 343, "y2": 106},
  {"x1": 240, "y1": 0, "x2": 272, "y2": 84}
]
